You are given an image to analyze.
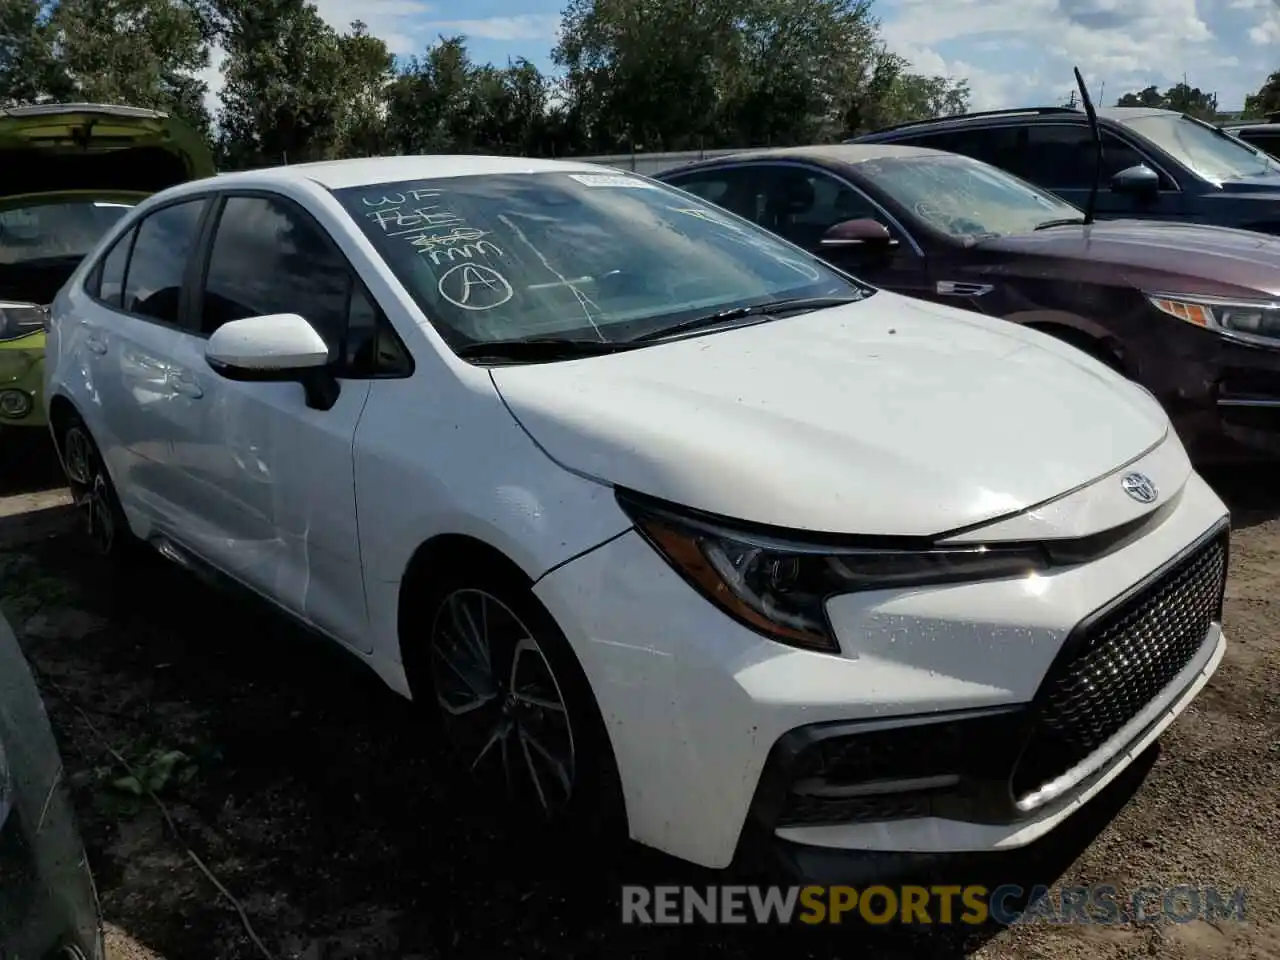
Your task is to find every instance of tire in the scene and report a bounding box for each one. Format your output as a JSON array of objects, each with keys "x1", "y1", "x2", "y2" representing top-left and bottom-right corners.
[
  {"x1": 1042, "y1": 327, "x2": 1124, "y2": 373},
  {"x1": 411, "y1": 564, "x2": 625, "y2": 842},
  {"x1": 54, "y1": 412, "x2": 137, "y2": 561}
]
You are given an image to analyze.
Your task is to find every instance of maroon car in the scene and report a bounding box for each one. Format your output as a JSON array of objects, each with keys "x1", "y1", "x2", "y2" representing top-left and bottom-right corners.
[{"x1": 657, "y1": 144, "x2": 1280, "y2": 463}]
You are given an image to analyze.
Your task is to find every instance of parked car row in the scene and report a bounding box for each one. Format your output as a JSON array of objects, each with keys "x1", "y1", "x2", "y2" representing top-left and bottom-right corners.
[
  {"x1": 32, "y1": 147, "x2": 1230, "y2": 886},
  {"x1": 657, "y1": 142, "x2": 1280, "y2": 462}
]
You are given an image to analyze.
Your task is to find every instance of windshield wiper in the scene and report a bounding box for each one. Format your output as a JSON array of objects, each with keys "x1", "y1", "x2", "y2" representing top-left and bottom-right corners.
[
  {"x1": 456, "y1": 337, "x2": 636, "y2": 362},
  {"x1": 1033, "y1": 217, "x2": 1088, "y2": 231},
  {"x1": 630, "y1": 295, "x2": 863, "y2": 343}
]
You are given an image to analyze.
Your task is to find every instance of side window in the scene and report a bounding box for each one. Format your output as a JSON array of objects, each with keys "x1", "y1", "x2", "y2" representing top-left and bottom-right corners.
[
  {"x1": 1015, "y1": 126, "x2": 1146, "y2": 188},
  {"x1": 345, "y1": 282, "x2": 412, "y2": 377},
  {"x1": 755, "y1": 166, "x2": 886, "y2": 248},
  {"x1": 666, "y1": 169, "x2": 759, "y2": 221},
  {"x1": 94, "y1": 228, "x2": 134, "y2": 307},
  {"x1": 1246, "y1": 132, "x2": 1280, "y2": 159},
  {"x1": 910, "y1": 127, "x2": 1019, "y2": 168},
  {"x1": 121, "y1": 200, "x2": 206, "y2": 326},
  {"x1": 199, "y1": 195, "x2": 408, "y2": 377}
]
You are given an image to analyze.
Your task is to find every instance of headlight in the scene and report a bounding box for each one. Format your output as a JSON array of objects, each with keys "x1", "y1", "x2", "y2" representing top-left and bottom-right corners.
[
  {"x1": 0, "y1": 389, "x2": 33, "y2": 419},
  {"x1": 616, "y1": 491, "x2": 1050, "y2": 653},
  {"x1": 1147, "y1": 292, "x2": 1280, "y2": 347},
  {"x1": 0, "y1": 301, "x2": 48, "y2": 342}
]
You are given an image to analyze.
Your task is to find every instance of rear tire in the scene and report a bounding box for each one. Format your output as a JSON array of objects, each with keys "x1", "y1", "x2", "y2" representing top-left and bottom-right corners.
[
  {"x1": 54, "y1": 413, "x2": 137, "y2": 561},
  {"x1": 408, "y1": 563, "x2": 625, "y2": 843}
]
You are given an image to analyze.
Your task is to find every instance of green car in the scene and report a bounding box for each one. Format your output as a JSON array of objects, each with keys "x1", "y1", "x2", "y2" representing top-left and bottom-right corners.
[{"x1": 0, "y1": 103, "x2": 215, "y2": 430}]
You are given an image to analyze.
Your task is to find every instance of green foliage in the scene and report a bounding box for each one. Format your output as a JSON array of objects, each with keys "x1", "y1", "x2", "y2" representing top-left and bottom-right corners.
[
  {"x1": 1244, "y1": 71, "x2": 1280, "y2": 120},
  {"x1": 0, "y1": 0, "x2": 975, "y2": 167},
  {"x1": 1116, "y1": 82, "x2": 1219, "y2": 121}
]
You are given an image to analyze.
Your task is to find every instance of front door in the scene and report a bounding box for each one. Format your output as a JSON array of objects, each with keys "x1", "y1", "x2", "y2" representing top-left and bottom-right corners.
[{"x1": 186, "y1": 192, "x2": 375, "y2": 650}]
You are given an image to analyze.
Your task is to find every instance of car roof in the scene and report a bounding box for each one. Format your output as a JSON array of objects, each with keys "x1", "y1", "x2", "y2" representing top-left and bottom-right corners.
[
  {"x1": 856, "y1": 105, "x2": 1181, "y2": 141},
  {"x1": 665, "y1": 143, "x2": 949, "y2": 173},
  {"x1": 205, "y1": 155, "x2": 618, "y2": 191}
]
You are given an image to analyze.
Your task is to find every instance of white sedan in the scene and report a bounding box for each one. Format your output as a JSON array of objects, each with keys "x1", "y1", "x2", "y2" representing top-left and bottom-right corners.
[{"x1": 43, "y1": 155, "x2": 1229, "y2": 881}]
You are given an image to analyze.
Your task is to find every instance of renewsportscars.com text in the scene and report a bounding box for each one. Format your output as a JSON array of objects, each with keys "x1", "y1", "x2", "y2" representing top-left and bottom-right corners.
[{"x1": 620, "y1": 884, "x2": 1248, "y2": 926}]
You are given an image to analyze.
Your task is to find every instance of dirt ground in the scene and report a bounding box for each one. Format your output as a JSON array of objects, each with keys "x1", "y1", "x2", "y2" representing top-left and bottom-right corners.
[{"x1": 1, "y1": 430, "x2": 1278, "y2": 959}]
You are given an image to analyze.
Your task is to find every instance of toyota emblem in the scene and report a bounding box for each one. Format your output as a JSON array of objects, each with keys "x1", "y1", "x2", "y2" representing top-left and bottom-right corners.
[{"x1": 1121, "y1": 472, "x2": 1158, "y2": 504}]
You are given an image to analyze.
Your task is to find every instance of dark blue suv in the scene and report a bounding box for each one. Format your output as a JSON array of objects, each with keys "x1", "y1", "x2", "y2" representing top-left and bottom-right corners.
[{"x1": 851, "y1": 106, "x2": 1280, "y2": 234}]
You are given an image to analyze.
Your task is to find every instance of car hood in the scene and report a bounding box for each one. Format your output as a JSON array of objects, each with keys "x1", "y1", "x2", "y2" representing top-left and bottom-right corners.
[
  {"x1": 978, "y1": 220, "x2": 1280, "y2": 297},
  {"x1": 0, "y1": 103, "x2": 215, "y2": 198},
  {"x1": 490, "y1": 291, "x2": 1168, "y2": 537}
]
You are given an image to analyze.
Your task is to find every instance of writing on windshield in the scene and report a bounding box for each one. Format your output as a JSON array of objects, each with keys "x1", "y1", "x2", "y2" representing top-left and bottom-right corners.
[{"x1": 336, "y1": 172, "x2": 861, "y2": 349}]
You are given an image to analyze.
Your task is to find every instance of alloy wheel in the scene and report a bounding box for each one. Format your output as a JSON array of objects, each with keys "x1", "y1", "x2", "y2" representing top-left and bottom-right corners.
[
  {"x1": 428, "y1": 588, "x2": 576, "y2": 816},
  {"x1": 61, "y1": 425, "x2": 93, "y2": 487},
  {"x1": 63, "y1": 425, "x2": 115, "y2": 554}
]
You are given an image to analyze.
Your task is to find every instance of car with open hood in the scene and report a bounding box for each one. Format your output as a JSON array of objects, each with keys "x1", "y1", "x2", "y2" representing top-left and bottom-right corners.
[
  {"x1": 659, "y1": 143, "x2": 1280, "y2": 463},
  {"x1": 0, "y1": 103, "x2": 214, "y2": 432},
  {"x1": 44, "y1": 156, "x2": 1229, "y2": 883}
]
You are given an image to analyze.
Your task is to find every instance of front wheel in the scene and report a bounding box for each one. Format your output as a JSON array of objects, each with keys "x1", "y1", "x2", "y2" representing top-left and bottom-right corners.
[{"x1": 418, "y1": 570, "x2": 624, "y2": 835}]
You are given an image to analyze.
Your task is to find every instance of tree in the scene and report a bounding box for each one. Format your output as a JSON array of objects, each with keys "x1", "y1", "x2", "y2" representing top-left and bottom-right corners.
[
  {"x1": 1116, "y1": 82, "x2": 1217, "y2": 120},
  {"x1": 843, "y1": 46, "x2": 969, "y2": 133},
  {"x1": 1116, "y1": 85, "x2": 1163, "y2": 109},
  {"x1": 1244, "y1": 70, "x2": 1280, "y2": 120},
  {"x1": 214, "y1": 2, "x2": 389, "y2": 168},
  {"x1": 0, "y1": 0, "x2": 60, "y2": 104},
  {"x1": 0, "y1": 0, "x2": 212, "y2": 133}
]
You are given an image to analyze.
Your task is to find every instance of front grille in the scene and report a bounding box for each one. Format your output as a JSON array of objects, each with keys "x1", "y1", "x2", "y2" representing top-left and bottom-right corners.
[{"x1": 1012, "y1": 531, "x2": 1227, "y2": 800}]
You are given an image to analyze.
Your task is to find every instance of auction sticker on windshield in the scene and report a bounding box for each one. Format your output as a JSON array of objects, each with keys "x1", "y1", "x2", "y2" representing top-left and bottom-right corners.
[{"x1": 568, "y1": 173, "x2": 658, "y2": 189}]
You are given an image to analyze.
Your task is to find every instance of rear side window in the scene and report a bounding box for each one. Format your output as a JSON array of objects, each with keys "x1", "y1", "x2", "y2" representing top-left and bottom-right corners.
[
  {"x1": 121, "y1": 200, "x2": 206, "y2": 326},
  {"x1": 91, "y1": 229, "x2": 134, "y2": 307},
  {"x1": 1015, "y1": 126, "x2": 1146, "y2": 189}
]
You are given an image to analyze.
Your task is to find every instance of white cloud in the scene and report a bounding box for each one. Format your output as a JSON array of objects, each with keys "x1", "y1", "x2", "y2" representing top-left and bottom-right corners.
[
  {"x1": 881, "y1": 0, "x2": 1263, "y2": 111},
  {"x1": 419, "y1": 14, "x2": 561, "y2": 42}
]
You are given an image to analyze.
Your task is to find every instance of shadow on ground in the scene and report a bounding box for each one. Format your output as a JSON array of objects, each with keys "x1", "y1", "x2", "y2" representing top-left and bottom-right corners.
[
  {"x1": 0, "y1": 526, "x2": 1166, "y2": 960},
  {"x1": 0, "y1": 428, "x2": 64, "y2": 498},
  {"x1": 1201, "y1": 463, "x2": 1280, "y2": 531}
]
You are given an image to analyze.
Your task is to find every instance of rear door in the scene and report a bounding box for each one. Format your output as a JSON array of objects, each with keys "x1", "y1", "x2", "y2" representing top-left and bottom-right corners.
[
  {"x1": 75, "y1": 195, "x2": 215, "y2": 528},
  {"x1": 186, "y1": 191, "x2": 408, "y2": 650}
]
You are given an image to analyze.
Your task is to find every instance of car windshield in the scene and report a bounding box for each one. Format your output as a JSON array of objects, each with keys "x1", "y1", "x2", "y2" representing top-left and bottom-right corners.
[
  {"x1": 0, "y1": 198, "x2": 135, "y2": 265},
  {"x1": 1120, "y1": 114, "x2": 1275, "y2": 183},
  {"x1": 854, "y1": 154, "x2": 1082, "y2": 239},
  {"x1": 332, "y1": 171, "x2": 870, "y2": 349}
]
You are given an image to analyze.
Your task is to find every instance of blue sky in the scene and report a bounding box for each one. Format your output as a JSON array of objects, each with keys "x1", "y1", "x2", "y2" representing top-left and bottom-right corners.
[{"x1": 200, "y1": 0, "x2": 1280, "y2": 115}]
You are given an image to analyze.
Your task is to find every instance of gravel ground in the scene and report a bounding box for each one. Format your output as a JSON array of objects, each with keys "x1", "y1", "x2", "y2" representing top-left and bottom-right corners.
[{"x1": 1, "y1": 431, "x2": 1277, "y2": 959}]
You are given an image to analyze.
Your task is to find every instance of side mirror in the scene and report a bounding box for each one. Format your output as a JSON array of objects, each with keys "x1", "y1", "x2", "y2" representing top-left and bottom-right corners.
[
  {"x1": 820, "y1": 218, "x2": 897, "y2": 250},
  {"x1": 205, "y1": 313, "x2": 340, "y2": 411},
  {"x1": 1110, "y1": 164, "x2": 1160, "y2": 197}
]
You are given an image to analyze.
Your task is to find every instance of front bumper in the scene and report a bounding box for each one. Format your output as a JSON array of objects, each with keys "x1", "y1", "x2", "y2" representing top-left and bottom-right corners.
[
  {"x1": 0, "y1": 331, "x2": 46, "y2": 428},
  {"x1": 1141, "y1": 325, "x2": 1280, "y2": 462},
  {"x1": 533, "y1": 463, "x2": 1230, "y2": 873}
]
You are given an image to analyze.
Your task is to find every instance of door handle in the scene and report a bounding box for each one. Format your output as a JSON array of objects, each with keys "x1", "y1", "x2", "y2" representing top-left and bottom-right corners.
[
  {"x1": 84, "y1": 334, "x2": 107, "y2": 355},
  {"x1": 167, "y1": 371, "x2": 204, "y2": 399}
]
